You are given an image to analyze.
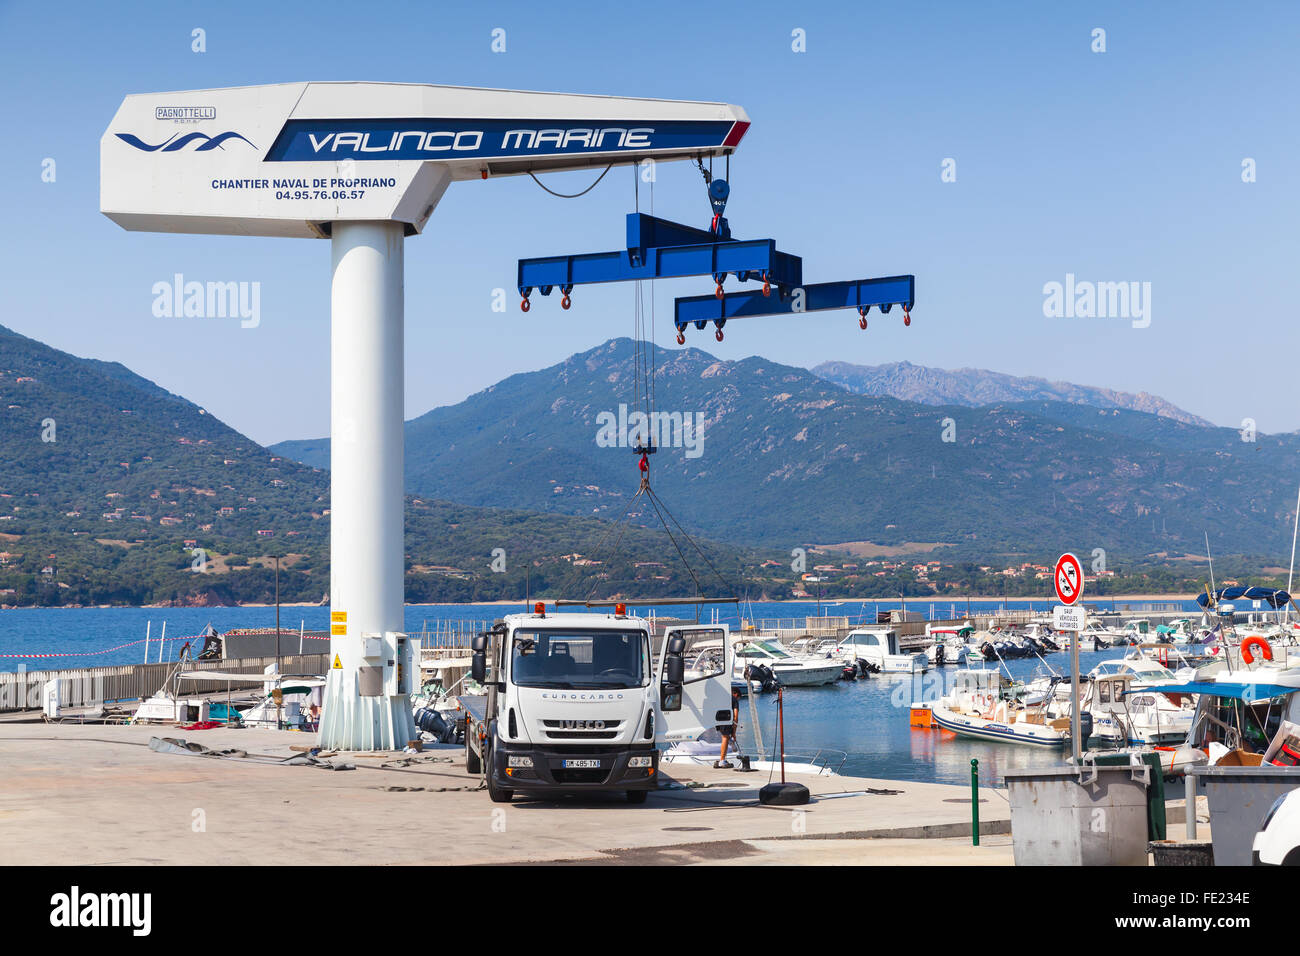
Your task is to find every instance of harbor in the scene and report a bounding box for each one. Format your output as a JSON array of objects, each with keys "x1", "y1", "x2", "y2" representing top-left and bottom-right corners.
[
  {"x1": 4, "y1": 5, "x2": 1300, "y2": 938},
  {"x1": 5, "y1": 591, "x2": 1291, "y2": 869}
]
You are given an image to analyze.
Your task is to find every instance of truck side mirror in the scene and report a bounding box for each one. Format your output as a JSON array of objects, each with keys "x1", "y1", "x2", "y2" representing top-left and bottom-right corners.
[
  {"x1": 663, "y1": 634, "x2": 686, "y2": 684},
  {"x1": 470, "y1": 633, "x2": 488, "y2": 684}
]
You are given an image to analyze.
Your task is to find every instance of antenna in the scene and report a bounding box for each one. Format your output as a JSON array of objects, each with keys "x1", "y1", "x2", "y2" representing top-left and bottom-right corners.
[
  {"x1": 1289, "y1": 481, "x2": 1300, "y2": 620},
  {"x1": 1205, "y1": 532, "x2": 1216, "y2": 597}
]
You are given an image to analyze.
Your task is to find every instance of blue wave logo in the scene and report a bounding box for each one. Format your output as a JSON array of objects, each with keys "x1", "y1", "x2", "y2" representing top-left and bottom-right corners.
[{"x1": 115, "y1": 131, "x2": 256, "y2": 152}]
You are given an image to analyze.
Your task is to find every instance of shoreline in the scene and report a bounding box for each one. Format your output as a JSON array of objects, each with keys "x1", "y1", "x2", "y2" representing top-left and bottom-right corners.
[{"x1": 1, "y1": 593, "x2": 1199, "y2": 611}]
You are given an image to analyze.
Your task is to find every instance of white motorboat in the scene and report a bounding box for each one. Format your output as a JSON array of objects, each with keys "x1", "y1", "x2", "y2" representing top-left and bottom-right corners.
[
  {"x1": 1078, "y1": 618, "x2": 1126, "y2": 651},
  {"x1": 924, "y1": 622, "x2": 981, "y2": 666},
  {"x1": 734, "y1": 639, "x2": 843, "y2": 687},
  {"x1": 1081, "y1": 673, "x2": 1195, "y2": 746},
  {"x1": 921, "y1": 668, "x2": 1071, "y2": 747},
  {"x1": 834, "y1": 627, "x2": 929, "y2": 674},
  {"x1": 662, "y1": 730, "x2": 845, "y2": 776},
  {"x1": 1089, "y1": 651, "x2": 1197, "y2": 689}
]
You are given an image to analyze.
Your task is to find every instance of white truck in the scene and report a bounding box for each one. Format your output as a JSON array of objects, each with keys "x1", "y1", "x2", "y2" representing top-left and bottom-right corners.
[{"x1": 465, "y1": 604, "x2": 734, "y2": 803}]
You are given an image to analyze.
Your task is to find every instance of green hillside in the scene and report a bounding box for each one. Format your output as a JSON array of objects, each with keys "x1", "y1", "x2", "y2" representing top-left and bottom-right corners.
[{"x1": 275, "y1": 338, "x2": 1300, "y2": 562}]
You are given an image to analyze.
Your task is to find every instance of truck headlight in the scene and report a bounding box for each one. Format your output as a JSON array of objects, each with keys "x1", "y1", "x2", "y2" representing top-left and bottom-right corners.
[
  {"x1": 507, "y1": 755, "x2": 534, "y2": 768},
  {"x1": 628, "y1": 755, "x2": 653, "y2": 768}
]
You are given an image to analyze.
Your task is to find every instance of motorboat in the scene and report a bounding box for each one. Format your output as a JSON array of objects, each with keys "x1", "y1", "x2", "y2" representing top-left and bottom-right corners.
[
  {"x1": 733, "y1": 639, "x2": 843, "y2": 687},
  {"x1": 1088, "y1": 650, "x2": 1197, "y2": 689},
  {"x1": 1145, "y1": 667, "x2": 1300, "y2": 765},
  {"x1": 925, "y1": 622, "x2": 981, "y2": 666},
  {"x1": 920, "y1": 668, "x2": 1071, "y2": 747},
  {"x1": 833, "y1": 627, "x2": 929, "y2": 674},
  {"x1": 662, "y1": 730, "x2": 846, "y2": 776},
  {"x1": 1080, "y1": 673, "x2": 1194, "y2": 746},
  {"x1": 1079, "y1": 618, "x2": 1126, "y2": 651}
]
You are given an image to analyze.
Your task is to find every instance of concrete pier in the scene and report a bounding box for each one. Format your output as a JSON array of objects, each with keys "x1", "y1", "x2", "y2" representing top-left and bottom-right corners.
[{"x1": 0, "y1": 724, "x2": 1012, "y2": 866}]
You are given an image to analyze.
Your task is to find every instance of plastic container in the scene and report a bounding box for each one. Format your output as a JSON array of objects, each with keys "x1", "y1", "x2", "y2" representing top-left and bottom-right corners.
[{"x1": 1005, "y1": 763, "x2": 1152, "y2": 866}]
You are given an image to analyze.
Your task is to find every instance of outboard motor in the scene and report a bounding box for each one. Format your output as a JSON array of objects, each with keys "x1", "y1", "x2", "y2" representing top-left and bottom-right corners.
[
  {"x1": 746, "y1": 664, "x2": 779, "y2": 693},
  {"x1": 1079, "y1": 711, "x2": 1094, "y2": 745},
  {"x1": 840, "y1": 663, "x2": 858, "y2": 681},
  {"x1": 934, "y1": 642, "x2": 946, "y2": 667},
  {"x1": 414, "y1": 707, "x2": 451, "y2": 741}
]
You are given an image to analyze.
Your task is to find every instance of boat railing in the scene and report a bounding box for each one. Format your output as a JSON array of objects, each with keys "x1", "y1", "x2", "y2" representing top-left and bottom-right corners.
[{"x1": 764, "y1": 747, "x2": 849, "y2": 776}]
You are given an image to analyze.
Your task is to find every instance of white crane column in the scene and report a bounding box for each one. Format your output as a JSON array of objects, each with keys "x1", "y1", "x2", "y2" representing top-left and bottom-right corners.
[{"x1": 319, "y1": 219, "x2": 417, "y2": 750}]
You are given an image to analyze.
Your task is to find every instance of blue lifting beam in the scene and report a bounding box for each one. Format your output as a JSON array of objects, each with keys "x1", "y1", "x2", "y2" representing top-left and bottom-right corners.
[
  {"x1": 672, "y1": 275, "x2": 915, "y2": 342},
  {"x1": 513, "y1": 176, "x2": 916, "y2": 342},
  {"x1": 516, "y1": 210, "x2": 802, "y2": 311}
]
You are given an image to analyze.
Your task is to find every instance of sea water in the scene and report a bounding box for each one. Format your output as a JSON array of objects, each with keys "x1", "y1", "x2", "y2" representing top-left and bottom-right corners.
[{"x1": 0, "y1": 600, "x2": 1183, "y2": 786}]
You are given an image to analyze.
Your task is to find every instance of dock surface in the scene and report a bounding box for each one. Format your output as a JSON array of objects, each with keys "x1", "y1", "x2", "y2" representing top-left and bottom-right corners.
[{"x1": 0, "y1": 723, "x2": 1012, "y2": 865}]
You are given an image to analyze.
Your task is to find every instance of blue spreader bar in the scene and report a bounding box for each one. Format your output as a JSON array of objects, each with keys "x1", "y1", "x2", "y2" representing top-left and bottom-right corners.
[
  {"x1": 516, "y1": 213, "x2": 803, "y2": 299},
  {"x1": 673, "y1": 275, "x2": 915, "y2": 329}
]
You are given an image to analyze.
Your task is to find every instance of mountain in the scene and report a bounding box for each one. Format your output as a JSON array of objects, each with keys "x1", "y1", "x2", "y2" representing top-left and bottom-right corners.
[
  {"x1": 273, "y1": 338, "x2": 1300, "y2": 560},
  {"x1": 811, "y1": 360, "x2": 1212, "y2": 427},
  {"x1": 0, "y1": 326, "x2": 755, "y2": 605}
]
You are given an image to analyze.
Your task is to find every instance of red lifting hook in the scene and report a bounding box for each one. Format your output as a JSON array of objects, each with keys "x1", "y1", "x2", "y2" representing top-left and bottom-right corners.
[
  {"x1": 715, "y1": 327, "x2": 724, "y2": 342},
  {"x1": 520, "y1": 297, "x2": 531, "y2": 313},
  {"x1": 676, "y1": 330, "x2": 686, "y2": 345},
  {"x1": 903, "y1": 306, "x2": 911, "y2": 327},
  {"x1": 761, "y1": 272, "x2": 771, "y2": 297},
  {"x1": 714, "y1": 282, "x2": 725, "y2": 300},
  {"x1": 561, "y1": 293, "x2": 571, "y2": 310}
]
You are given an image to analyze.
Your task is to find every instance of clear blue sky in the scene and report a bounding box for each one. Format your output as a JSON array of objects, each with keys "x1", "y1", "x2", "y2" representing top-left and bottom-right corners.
[{"x1": 2, "y1": 0, "x2": 1297, "y2": 444}]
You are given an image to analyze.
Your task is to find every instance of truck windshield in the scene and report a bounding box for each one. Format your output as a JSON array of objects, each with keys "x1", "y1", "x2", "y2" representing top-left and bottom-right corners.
[{"x1": 510, "y1": 629, "x2": 649, "y2": 689}]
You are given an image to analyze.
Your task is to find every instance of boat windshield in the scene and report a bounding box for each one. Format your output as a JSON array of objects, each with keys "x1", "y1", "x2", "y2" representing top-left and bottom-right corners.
[
  {"x1": 738, "y1": 640, "x2": 790, "y2": 660},
  {"x1": 510, "y1": 628, "x2": 650, "y2": 690}
]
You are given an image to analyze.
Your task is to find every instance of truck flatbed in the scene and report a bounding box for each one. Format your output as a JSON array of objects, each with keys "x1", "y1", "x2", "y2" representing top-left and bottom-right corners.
[{"x1": 459, "y1": 694, "x2": 488, "y2": 725}]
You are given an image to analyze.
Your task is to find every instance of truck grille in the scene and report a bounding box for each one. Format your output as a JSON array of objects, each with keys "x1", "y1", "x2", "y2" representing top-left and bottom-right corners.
[{"x1": 542, "y1": 720, "x2": 623, "y2": 740}]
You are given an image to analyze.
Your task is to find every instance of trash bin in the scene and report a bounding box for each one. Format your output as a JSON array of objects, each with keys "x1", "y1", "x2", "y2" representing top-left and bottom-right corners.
[
  {"x1": 1005, "y1": 763, "x2": 1152, "y2": 866},
  {"x1": 1188, "y1": 765, "x2": 1300, "y2": 866}
]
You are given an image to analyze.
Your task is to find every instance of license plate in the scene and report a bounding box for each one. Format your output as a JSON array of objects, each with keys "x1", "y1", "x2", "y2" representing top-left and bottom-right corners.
[{"x1": 562, "y1": 758, "x2": 601, "y2": 769}]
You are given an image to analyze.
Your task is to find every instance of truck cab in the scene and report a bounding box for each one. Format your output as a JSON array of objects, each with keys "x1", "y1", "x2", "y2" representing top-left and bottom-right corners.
[{"x1": 465, "y1": 605, "x2": 733, "y2": 803}]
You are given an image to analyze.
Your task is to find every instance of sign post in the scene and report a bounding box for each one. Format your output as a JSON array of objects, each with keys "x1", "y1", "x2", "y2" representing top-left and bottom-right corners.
[{"x1": 1053, "y1": 552, "x2": 1085, "y2": 763}]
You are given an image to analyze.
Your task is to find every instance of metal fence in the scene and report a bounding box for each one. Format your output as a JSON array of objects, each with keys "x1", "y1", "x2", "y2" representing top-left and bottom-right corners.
[{"x1": 0, "y1": 653, "x2": 329, "y2": 713}]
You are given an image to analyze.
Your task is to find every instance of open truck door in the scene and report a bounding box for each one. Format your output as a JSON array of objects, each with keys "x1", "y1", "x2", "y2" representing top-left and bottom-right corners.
[{"x1": 654, "y1": 624, "x2": 735, "y2": 742}]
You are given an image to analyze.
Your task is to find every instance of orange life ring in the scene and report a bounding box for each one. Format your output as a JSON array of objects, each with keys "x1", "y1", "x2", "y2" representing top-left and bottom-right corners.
[{"x1": 1241, "y1": 635, "x2": 1273, "y2": 664}]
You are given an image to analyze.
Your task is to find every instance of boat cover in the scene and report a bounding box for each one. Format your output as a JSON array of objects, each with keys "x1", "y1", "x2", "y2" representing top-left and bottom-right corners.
[
  {"x1": 1145, "y1": 681, "x2": 1297, "y2": 702},
  {"x1": 1195, "y1": 586, "x2": 1291, "y2": 609}
]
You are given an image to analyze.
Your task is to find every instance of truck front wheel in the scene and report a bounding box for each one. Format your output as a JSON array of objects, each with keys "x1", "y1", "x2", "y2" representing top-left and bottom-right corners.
[
  {"x1": 626, "y1": 789, "x2": 648, "y2": 805},
  {"x1": 484, "y1": 743, "x2": 513, "y2": 802},
  {"x1": 487, "y1": 769, "x2": 514, "y2": 803}
]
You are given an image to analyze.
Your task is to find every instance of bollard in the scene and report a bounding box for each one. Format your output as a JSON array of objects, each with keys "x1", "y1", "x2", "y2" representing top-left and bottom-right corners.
[
  {"x1": 1185, "y1": 767, "x2": 1196, "y2": 841},
  {"x1": 971, "y1": 758, "x2": 980, "y2": 846}
]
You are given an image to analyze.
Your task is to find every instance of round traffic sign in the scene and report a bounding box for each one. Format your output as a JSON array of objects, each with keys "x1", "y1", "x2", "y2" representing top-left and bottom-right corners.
[{"x1": 1054, "y1": 553, "x2": 1084, "y2": 606}]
